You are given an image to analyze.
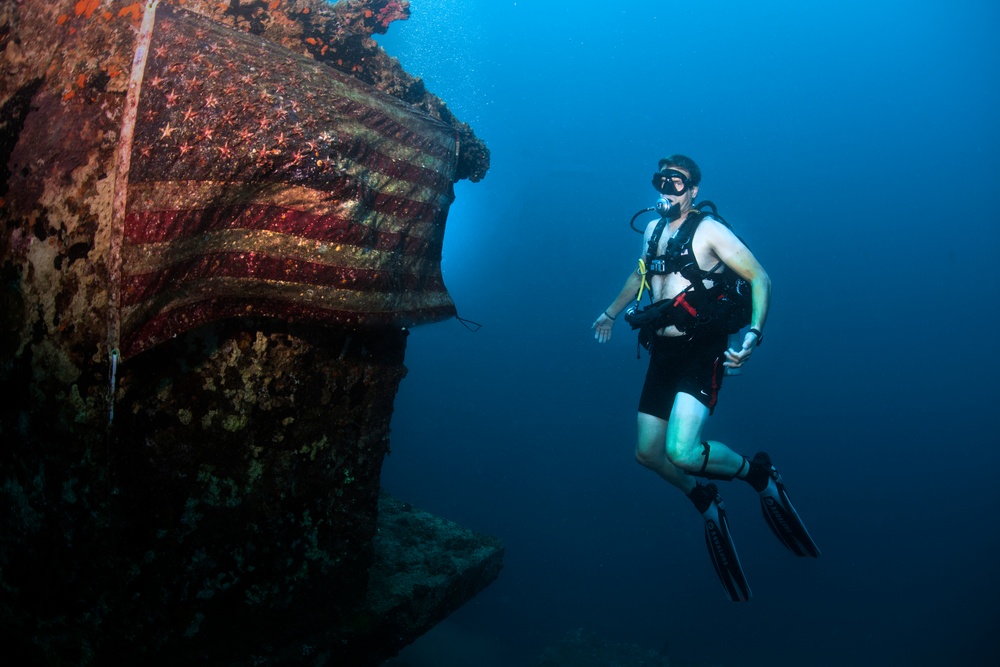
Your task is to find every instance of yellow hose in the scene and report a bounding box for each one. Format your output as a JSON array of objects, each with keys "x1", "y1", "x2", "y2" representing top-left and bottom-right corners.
[{"x1": 636, "y1": 258, "x2": 650, "y2": 304}]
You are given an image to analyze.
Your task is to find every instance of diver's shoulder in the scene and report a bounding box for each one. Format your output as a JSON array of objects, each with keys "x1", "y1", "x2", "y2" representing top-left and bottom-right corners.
[{"x1": 697, "y1": 215, "x2": 736, "y2": 235}]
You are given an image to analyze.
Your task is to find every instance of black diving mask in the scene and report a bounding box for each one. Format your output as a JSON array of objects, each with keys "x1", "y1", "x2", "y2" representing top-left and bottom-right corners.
[{"x1": 651, "y1": 169, "x2": 691, "y2": 196}]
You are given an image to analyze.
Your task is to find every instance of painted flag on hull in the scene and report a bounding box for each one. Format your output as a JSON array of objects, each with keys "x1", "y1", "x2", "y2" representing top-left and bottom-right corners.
[{"x1": 117, "y1": 3, "x2": 458, "y2": 359}]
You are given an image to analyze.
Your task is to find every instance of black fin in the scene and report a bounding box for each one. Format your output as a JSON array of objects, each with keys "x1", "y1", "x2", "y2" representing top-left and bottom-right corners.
[
  {"x1": 701, "y1": 484, "x2": 752, "y2": 602},
  {"x1": 755, "y1": 455, "x2": 821, "y2": 558}
]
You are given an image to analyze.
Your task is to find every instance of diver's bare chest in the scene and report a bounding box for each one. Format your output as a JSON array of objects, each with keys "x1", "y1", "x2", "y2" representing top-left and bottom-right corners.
[{"x1": 649, "y1": 237, "x2": 717, "y2": 299}]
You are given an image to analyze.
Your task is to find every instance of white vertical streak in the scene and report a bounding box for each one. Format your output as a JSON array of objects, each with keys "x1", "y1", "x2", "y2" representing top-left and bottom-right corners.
[{"x1": 108, "y1": 0, "x2": 160, "y2": 362}]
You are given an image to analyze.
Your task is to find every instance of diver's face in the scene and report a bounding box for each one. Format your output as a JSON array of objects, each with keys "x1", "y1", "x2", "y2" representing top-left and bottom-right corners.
[{"x1": 652, "y1": 167, "x2": 698, "y2": 208}]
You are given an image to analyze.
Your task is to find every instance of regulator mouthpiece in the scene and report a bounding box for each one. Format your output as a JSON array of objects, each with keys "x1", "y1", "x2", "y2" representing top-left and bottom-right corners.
[{"x1": 656, "y1": 197, "x2": 681, "y2": 221}]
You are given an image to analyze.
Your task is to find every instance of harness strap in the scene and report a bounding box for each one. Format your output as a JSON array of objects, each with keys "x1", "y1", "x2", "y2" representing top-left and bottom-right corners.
[
  {"x1": 645, "y1": 217, "x2": 670, "y2": 265},
  {"x1": 644, "y1": 209, "x2": 707, "y2": 276}
]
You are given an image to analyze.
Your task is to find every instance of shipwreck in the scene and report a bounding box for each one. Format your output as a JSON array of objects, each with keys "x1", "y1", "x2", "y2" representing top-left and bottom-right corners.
[{"x1": 0, "y1": 1, "x2": 498, "y2": 664}]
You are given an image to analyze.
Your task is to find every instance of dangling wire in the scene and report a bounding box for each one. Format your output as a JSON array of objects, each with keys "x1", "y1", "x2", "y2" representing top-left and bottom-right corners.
[
  {"x1": 456, "y1": 315, "x2": 482, "y2": 332},
  {"x1": 107, "y1": 348, "x2": 120, "y2": 426}
]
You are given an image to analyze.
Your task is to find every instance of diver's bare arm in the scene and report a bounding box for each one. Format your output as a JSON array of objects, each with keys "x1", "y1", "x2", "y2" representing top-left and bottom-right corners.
[
  {"x1": 702, "y1": 221, "x2": 771, "y2": 363},
  {"x1": 607, "y1": 270, "x2": 643, "y2": 319},
  {"x1": 593, "y1": 271, "x2": 642, "y2": 342},
  {"x1": 703, "y1": 220, "x2": 771, "y2": 331}
]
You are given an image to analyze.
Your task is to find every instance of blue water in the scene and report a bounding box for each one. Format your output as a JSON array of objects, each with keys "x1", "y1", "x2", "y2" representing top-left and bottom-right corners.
[{"x1": 376, "y1": 1, "x2": 1000, "y2": 665}]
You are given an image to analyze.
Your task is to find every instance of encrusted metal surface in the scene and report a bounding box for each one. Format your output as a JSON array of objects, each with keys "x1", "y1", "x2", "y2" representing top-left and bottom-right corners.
[{"x1": 0, "y1": 1, "x2": 490, "y2": 663}]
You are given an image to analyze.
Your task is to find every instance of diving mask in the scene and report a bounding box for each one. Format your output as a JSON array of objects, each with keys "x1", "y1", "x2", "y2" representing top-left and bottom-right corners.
[{"x1": 651, "y1": 169, "x2": 691, "y2": 196}]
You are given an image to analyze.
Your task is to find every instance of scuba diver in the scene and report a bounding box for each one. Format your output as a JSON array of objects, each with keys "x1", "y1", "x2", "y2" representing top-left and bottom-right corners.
[{"x1": 592, "y1": 155, "x2": 819, "y2": 602}]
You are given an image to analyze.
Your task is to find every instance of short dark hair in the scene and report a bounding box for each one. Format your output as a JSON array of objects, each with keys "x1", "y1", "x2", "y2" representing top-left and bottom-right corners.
[{"x1": 657, "y1": 154, "x2": 701, "y2": 186}]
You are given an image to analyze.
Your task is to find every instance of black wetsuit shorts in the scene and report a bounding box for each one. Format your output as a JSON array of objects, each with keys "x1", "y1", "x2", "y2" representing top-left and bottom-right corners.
[{"x1": 638, "y1": 331, "x2": 728, "y2": 419}]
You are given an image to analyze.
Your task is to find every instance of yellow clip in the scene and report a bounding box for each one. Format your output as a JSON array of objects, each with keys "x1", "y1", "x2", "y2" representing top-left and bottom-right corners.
[{"x1": 636, "y1": 258, "x2": 650, "y2": 304}]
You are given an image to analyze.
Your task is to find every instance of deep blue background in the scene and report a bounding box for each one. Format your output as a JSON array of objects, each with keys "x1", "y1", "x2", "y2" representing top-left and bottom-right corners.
[{"x1": 374, "y1": 1, "x2": 1000, "y2": 665}]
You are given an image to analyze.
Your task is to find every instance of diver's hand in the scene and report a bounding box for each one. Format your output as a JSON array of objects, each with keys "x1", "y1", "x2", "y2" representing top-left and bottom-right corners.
[
  {"x1": 723, "y1": 330, "x2": 761, "y2": 368},
  {"x1": 593, "y1": 312, "x2": 614, "y2": 343}
]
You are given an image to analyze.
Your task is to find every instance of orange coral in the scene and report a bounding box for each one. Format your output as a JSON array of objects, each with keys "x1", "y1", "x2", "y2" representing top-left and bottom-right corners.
[
  {"x1": 75, "y1": 0, "x2": 101, "y2": 19},
  {"x1": 119, "y1": 3, "x2": 142, "y2": 21}
]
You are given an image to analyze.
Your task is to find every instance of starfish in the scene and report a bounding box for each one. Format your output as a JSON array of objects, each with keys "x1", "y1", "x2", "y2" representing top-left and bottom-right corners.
[
  {"x1": 254, "y1": 146, "x2": 272, "y2": 168},
  {"x1": 178, "y1": 142, "x2": 194, "y2": 156},
  {"x1": 164, "y1": 89, "x2": 179, "y2": 106},
  {"x1": 182, "y1": 106, "x2": 199, "y2": 123},
  {"x1": 159, "y1": 123, "x2": 176, "y2": 140}
]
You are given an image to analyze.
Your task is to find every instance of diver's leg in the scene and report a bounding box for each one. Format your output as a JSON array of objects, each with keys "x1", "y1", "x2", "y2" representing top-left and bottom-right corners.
[
  {"x1": 651, "y1": 397, "x2": 753, "y2": 601},
  {"x1": 664, "y1": 396, "x2": 821, "y2": 557},
  {"x1": 635, "y1": 411, "x2": 695, "y2": 494},
  {"x1": 664, "y1": 392, "x2": 749, "y2": 479}
]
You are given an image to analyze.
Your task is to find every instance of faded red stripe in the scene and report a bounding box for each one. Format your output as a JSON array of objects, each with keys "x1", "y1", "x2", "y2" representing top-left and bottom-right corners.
[
  {"x1": 121, "y1": 251, "x2": 447, "y2": 306},
  {"x1": 124, "y1": 202, "x2": 448, "y2": 247}
]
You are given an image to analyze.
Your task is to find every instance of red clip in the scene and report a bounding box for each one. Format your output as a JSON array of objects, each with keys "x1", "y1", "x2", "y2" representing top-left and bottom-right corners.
[{"x1": 674, "y1": 293, "x2": 698, "y2": 317}]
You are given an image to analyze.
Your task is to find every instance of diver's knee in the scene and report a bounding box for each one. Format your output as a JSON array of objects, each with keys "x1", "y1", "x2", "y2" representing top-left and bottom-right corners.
[
  {"x1": 634, "y1": 446, "x2": 660, "y2": 470},
  {"x1": 667, "y1": 439, "x2": 706, "y2": 472}
]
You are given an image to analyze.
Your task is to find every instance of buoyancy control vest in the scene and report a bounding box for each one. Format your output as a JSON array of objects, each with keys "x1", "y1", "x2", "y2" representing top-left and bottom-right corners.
[{"x1": 624, "y1": 202, "x2": 752, "y2": 342}]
